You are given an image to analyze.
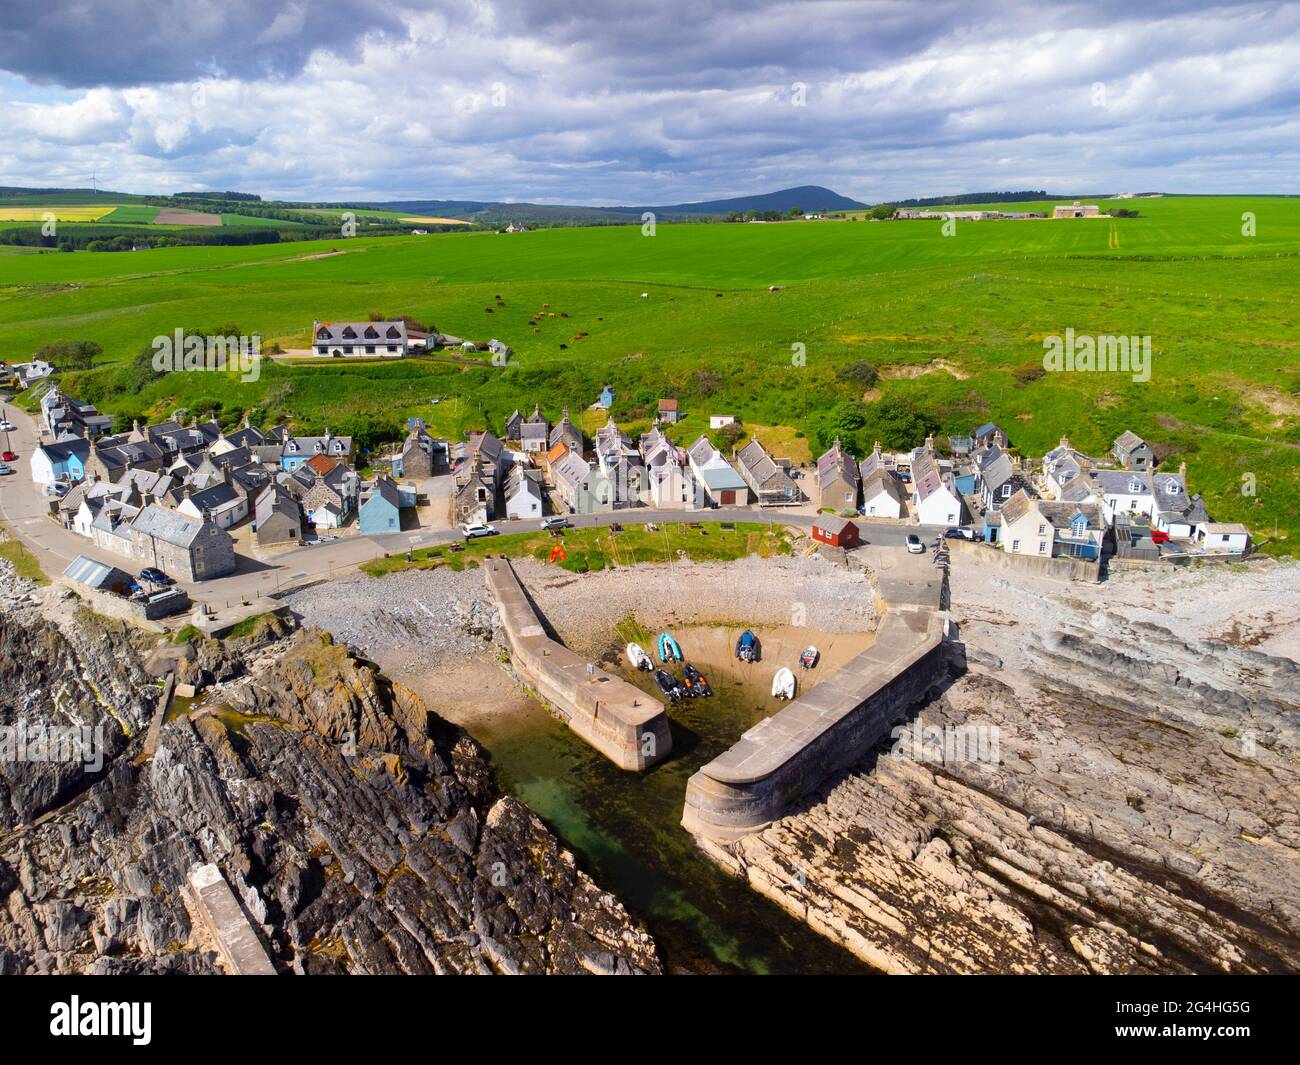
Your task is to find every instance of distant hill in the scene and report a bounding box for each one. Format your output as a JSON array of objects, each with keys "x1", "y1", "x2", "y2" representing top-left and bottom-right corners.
[
  {"x1": 361, "y1": 185, "x2": 868, "y2": 225},
  {"x1": 610, "y1": 185, "x2": 869, "y2": 216}
]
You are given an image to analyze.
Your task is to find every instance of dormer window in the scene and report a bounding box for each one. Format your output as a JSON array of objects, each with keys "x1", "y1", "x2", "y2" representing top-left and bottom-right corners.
[
  {"x1": 1128, "y1": 480, "x2": 1142, "y2": 493},
  {"x1": 364, "y1": 326, "x2": 379, "y2": 339},
  {"x1": 341, "y1": 326, "x2": 357, "y2": 339},
  {"x1": 1001, "y1": 484, "x2": 1011, "y2": 498},
  {"x1": 317, "y1": 328, "x2": 330, "y2": 340},
  {"x1": 1165, "y1": 481, "x2": 1181, "y2": 494},
  {"x1": 386, "y1": 326, "x2": 400, "y2": 339}
]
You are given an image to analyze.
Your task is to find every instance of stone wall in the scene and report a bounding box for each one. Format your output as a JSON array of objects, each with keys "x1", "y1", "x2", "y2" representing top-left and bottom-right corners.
[
  {"x1": 484, "y1": 558, "x2": 672, "y2": 771},
  {"x1": 947, "y1": 537, "x2": 1101, "y2": 582},
  {"x1": 682, "y1": 609, "x2": 946, "y2": 840}
]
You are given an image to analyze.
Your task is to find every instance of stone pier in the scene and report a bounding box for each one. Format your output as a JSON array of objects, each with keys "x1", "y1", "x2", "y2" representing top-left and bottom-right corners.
[
  {"x1": 484, "y1": 558, "x2": 672, "y2": 771},
  {"x1": 682, "y1": 549, "x2": 949, "y2": 841}
]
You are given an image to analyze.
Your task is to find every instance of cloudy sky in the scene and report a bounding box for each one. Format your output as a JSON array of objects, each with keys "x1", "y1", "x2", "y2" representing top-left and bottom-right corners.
[{"x1": 1, "y1": 1, "x2": 1297, "y2": 205}]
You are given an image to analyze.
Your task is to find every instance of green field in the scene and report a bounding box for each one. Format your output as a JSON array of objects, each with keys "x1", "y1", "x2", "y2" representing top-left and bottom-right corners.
[
  {"x1": 1, "y1": 194, "x2": 1296, "y2": 552},
  {"x1": 360, "y1": 521, "x2": 792, "y2": 576},
  {"x1": 99, "y1": 205, "x2": 160, "y2": 224}
]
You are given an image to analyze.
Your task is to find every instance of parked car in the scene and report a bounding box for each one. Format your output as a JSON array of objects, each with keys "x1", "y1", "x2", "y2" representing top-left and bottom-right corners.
[
  {"x1": 541, "y1": 516, "x2": 570, "y2": 530},
  {"x1": 906, "y1": 533, "x2": 924, "y2": 554},
  {"x1": 43, "y1": 481, "x2": 69, "y2": 497},
  {"x1": 0, "y1": 420, "x2": 15, "y2": 432},
  {"x1": 0, "y1": 463, "x2": 12, "y2": 476},
  {"x1": 138, "y1": 567, "x2": 174, "y2": 586},
  {"x1": 944, "y1": 527, "x2": 981, "y2": 542},
  {"x1": 0, "y1": 450, "x2": 16, "y2": 462},
  {"x1": 461, "y1": 522, "x2": 498, "y2": 539}
]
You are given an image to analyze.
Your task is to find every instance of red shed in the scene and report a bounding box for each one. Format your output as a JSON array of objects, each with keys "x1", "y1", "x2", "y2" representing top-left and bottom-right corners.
[{"x1": 811, "y1": 514, "x2": 860, "y2": 548}]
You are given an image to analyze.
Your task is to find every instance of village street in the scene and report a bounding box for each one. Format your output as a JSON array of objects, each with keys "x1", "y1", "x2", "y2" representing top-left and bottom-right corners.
[{"x1": 0, "y1": 401, "x2": 946, "y2": 609}]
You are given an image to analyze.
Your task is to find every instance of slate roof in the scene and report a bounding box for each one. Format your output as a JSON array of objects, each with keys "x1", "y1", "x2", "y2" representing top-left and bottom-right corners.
[
  {"x1": 813, "y1": 514, "x2": 857, "y2": 535},
  {"x1": 999, "y1": 488, "x2": 1035, "y2": 524},
  {"x1": 1114, "y1": 429, "x2": 1146, "y2": 451},
  {"x1": 911, "y1": 449, "x2": 950, "y2": 503},
  {"x1": 552, "y1": 451, "x2": 592, "y2": 491},
  {"x1": 131, "y1": 504, "x2": 206, "y2": 547},
  {"x1": 735, "y1": 439, "x2": 774, "y2": 477},
  {"x1": 255, "y1": 485, "x2": 302, "y2": 527},
  {"x1": 861, "y1": 469, "x2": 907, "y2": 505},
  {"x1": 314, "y1": 321, "x2": 407, "y2": 344},
  {"x1": 364, "y1": 475, "x2": 401, "y2": 509},
  {"x1": 38, "y1": 438, "x2": 91, "y2": 464},
  {"x1": 1037, "y1": 501, "x2": 1104, "y2": 531},
  {"x1": 185, "y1": 481, "x2": 240, "y2": 512},
  {"x1": 816, "y1": 439, "x2": 859, "y2": 490},
  {"x1": 283, "y1": 434, "x2": 353, "y2": 458}
]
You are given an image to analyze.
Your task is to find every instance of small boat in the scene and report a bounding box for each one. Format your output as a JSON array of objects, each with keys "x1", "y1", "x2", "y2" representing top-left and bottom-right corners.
[
  {"x1": 683, "y1": 663, "x2": 712, "y2": 698},
  {"x1": 658, "y1": 632, "x2": 683, "y2": 662},
  {"x1": 654, "y1": 669, "x2": 684, "y2": 700},
  {"x1": 627, "y1": 643, "x2": 653, "y2": 671},
  {"x1": 799, "y1": 646, "x2": 819, "y2": 670},
  {"x1": 771, "y1": 667, "x2": 796, "y2": 700},
  {"x1": 735, "y1": 629, "x2": 760, "y2": 663}
]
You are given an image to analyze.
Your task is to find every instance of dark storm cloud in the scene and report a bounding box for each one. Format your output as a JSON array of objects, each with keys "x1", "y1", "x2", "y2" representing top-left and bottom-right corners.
[{"x1": 0, "y1": 0, "x2": 415, "y2": 87}]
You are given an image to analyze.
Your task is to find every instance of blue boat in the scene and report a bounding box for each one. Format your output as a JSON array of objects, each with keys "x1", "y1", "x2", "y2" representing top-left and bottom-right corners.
[
  {"x1": 658, "y1": 632, "x2": 683, "y2": 662},
  {"x1": 735, "y1": 629, "x2": 760, "y2": 663}
]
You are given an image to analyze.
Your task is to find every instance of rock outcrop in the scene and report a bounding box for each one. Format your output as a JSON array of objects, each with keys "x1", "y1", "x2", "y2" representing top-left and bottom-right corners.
[
  {"x1": 0, "y1": 565, "x2": 659, "y2": 975},
  {"x1": 695, "y1": 561, "x2": 1300, "y2": 974}
]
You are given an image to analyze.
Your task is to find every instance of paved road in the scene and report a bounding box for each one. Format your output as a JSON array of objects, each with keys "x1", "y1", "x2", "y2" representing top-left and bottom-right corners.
[{"x1": 0, "y1": 399, "x2": 947, "y2": 605}]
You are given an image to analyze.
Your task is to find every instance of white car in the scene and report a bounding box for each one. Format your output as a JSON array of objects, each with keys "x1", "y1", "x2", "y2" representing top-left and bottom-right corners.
[
  {"x1": 0, "y1": 463, "x2": 12, "y2": 476},
  {"x1": 0, "y1": 420, "x2": 14, "y2": 433},
  {"x1": 461, "y1": 522, "x2": 498, "y2": 539},
  {"x1": 906, "y1": 533, "x2": 925, "y2": 554}
]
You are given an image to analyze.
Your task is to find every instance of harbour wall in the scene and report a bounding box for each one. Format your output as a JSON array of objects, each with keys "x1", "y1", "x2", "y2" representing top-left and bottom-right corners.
[
  {"x1": 682, "y1": 548, "x2": 949, "y2": 841},
  {"x1": 484, "y1": 558, "x2": 672, "y2": 771}
]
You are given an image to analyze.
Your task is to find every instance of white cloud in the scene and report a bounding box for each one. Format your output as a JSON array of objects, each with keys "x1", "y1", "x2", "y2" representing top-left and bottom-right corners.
[{"x1": 0, "y1": 1, "x2": 1297, "y2": 202}]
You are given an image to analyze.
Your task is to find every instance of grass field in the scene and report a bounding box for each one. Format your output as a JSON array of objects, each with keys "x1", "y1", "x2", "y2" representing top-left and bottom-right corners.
[
  {"x1": 1, "y1": 194, "x2": 1296, "y2": 553},
  {"x1": 100, "y1": 205, "x2": 160, "y2": 224}
]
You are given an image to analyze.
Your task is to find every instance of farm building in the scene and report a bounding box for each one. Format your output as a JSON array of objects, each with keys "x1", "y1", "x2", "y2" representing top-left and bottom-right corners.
[
  {"x1": 811, "y1": 515, "x2": 861, "y2": 549},
  {"x1": 1052, "y1": 203, "x2": 1101, "y2": 218}
]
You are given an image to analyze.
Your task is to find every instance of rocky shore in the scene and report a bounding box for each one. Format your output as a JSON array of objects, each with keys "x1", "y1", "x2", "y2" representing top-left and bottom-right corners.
[
  {"x1": 0, "y1": 561, "x2": 660, "y2": 975},
  {"x1": 696, "y1": 556, "x2": 1300, "y2": 973}
]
